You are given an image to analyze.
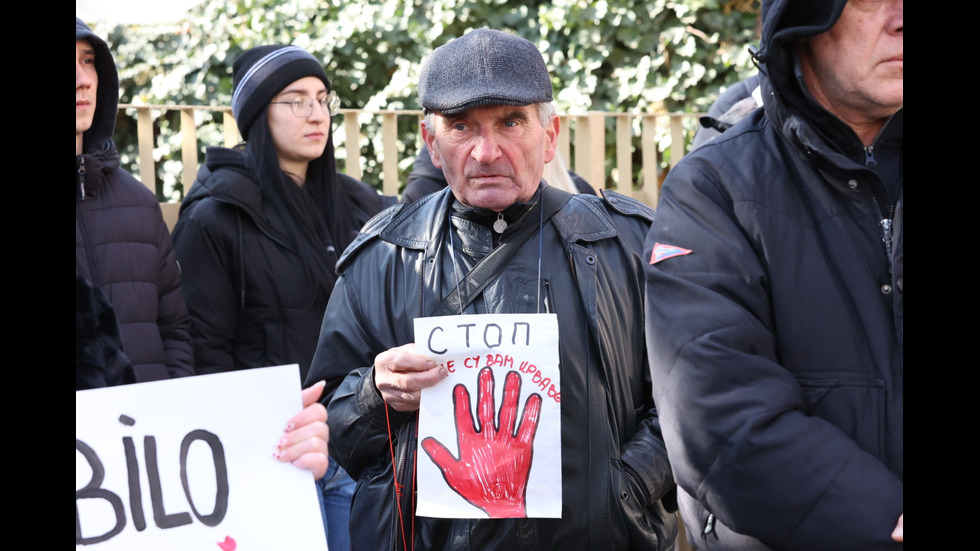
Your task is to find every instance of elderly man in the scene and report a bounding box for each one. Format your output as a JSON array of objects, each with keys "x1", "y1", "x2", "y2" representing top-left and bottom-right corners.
[
  {"x1": 644, "y1": 0, "x2": 902, "y2": 549},
  {"x1": 306, "y1": 28, "x2": 677, "y2": 551}
]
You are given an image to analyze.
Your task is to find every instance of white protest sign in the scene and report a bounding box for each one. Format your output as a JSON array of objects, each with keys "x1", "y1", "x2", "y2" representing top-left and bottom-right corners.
[
  {"x1": 414, "y1": 313, "x2": 562, "y2": 519},
  {"x1": 75, "y1": 364, "x2": 327, "y2": 551}
]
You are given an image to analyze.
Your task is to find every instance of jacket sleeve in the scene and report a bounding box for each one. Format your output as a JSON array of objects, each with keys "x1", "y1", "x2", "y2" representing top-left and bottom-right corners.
[
  {"x1": 644, "y1": 159, "x2": 902, "y2": 550},
  {"x1": 171, "y1": 200, "x2": 239, "y2": 375},
  {"x1": 306, "y1": 264, "x2": 415, "y2": 479},
  {"x1": 620, "y1": 367, "x2": 676, "y2": 510},
  {"x1": 607, "y1": 206, "x2": 676, "y2": 510},
  {"x1": 152, "y1": 202, "x2": 195, "y2": 378}
]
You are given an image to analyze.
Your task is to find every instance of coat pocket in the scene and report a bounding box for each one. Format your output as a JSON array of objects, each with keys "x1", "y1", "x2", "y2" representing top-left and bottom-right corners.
[
  {"x1": 798, "y1": 374, "x2": 885, "y2": 459},
  {"x1": 349, "y1": 460, "x2": 397, "y2": 550},
  {"x1": 614, "y1": 458, "x2": 678, "y2": 551}
]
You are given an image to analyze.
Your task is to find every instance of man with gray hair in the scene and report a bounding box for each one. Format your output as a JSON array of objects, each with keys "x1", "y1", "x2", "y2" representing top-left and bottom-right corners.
[
  {"x1": 306, "y1": 27, "x2": 677, "y2": 550},
  {"x1": 645, "y1": 0, "x2": 902, "y2": 548}
]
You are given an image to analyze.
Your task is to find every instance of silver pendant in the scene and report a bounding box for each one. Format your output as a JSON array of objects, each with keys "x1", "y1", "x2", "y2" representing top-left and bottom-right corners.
[{"x1": 493, "y1": 214, "x2": 508, "y2": 233}]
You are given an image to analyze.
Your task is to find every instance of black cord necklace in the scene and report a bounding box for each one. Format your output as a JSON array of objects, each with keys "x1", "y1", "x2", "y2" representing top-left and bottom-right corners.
[{"x1": 446, "y1": 197, "x2": 546, "y2": 316}]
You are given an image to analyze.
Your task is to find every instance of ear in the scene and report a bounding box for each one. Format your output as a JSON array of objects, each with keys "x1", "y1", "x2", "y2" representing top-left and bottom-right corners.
[
  {"x1": 542, "y1": 115, "x2": 559, "y2": 164},
  {"x1": 422, "y1": 119, "x2": 443, "y2": 169}
]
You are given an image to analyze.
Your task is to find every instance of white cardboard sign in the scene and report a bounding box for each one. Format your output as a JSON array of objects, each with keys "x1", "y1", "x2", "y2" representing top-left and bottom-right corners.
[
  {"x1": 414, "y1": 313, "x2": 562, "y2": 519},
  {"x1": 75, "y1": 364, "x2": 327, "y2": 550}
]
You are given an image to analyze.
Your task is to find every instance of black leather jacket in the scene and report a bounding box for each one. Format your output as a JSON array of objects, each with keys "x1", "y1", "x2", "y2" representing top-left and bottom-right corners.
[{"x1": 307, "y1": 185, "x2": 677, "y2": 550}]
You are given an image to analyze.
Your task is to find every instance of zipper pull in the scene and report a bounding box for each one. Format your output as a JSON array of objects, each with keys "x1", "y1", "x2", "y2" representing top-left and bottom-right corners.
[
  {"x1": 880, "y1": 218, "x2": 893, "y2": 253},
  {"x1": 880, "y1": 217, "x2": 894, "y2": 275},
  {"x1": 702, "y1": 513, "x2": 716, "y2": 536},
  {"x1": 78, "y1": 157, "x2": 87, "y2": 200},
  {"x1": 864, "y1": 145, "x2": 877, "y2": 168}
]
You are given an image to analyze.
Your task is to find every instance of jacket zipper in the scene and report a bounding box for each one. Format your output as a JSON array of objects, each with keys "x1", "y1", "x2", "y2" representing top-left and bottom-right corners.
[
  {"x1": 76, "y1": 157, "x2": 103, "y2": 286},
  {"x1": 863, "y1": 114, "x2": 899, "y2": 277},
  {"x1": 419, "y1": 253, "x2": 426, "y2": 317},
  {"x1": 867, "y1": 183, "x2": 896, "y2": 275},
  {"x1": 398, "y1": 250, "x2": 427, "y2": 550},
  {"x1": 567, "y1": 249, "x2": 577, "y2": 285},
  {"x1": 78, "y1": 156, "x2": 87, "y2": 200},
  {"x1": 543, "y1": 280, "x2": 552, "y2": 314},
  {"x1": 393, "y1": 419, "x2": 414, "y2": 551}
]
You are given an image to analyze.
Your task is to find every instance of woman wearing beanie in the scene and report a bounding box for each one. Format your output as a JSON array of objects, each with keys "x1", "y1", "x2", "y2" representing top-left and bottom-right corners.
[{"x1": 172, "y1": 44, "x2": 393, "y2": 550}]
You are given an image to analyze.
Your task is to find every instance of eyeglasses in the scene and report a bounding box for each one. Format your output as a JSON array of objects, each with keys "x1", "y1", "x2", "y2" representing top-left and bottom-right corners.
[{"x1": 270, "y1": 90, "x2": 340, "y2": 118}]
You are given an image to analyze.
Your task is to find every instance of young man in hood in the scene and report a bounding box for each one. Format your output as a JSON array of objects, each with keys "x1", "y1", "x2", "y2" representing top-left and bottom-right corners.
[
  {"x1": 644, "y1": 0, "x2": 902, "y2": 549},
  {"x1": 76, "y1": 17, "x2": 194, "y2": 382}
]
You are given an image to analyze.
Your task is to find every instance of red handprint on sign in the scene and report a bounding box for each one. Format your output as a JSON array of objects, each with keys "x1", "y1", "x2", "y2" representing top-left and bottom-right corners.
[{"x1": 421, "y1": 366, "x2": 543, "y2": 518}]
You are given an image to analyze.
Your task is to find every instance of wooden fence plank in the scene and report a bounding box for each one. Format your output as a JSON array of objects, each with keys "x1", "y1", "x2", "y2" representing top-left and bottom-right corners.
[
  {"x1": 641, "y1": 114, "x2": 661, "y2": 208},
  {"x1": 136, "y1": 107, "x2": 155, "y2": 195},
  {"x1": 381, "y1": 112, "x2": 399, "y2": 197},
  {"x1": 180, "y1": 108, "x2": 198, "y2": 190},
  {"x1": 615, "y1": 114, "x2": 633, "y2": 197},
  {"x1": 342, "y1": 111, "x2": 362, "y2": 181}
]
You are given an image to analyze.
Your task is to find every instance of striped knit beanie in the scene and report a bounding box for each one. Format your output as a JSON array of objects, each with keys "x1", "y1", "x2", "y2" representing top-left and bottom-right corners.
[{"x1": 231, "y1": 45, "x2": 330, "y2": 139}]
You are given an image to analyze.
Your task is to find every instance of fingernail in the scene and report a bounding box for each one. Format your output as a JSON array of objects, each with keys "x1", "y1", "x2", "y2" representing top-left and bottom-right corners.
[
  {"x1": 284, "y1": 423, "x2": 294, "y2": 432},
  {"x1": 440, "y1": 367, "x2": 449, "y2": 378}
]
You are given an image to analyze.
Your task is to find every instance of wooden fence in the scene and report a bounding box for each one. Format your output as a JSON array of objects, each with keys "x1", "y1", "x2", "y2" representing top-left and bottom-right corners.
[{"x1": 117, "y1": 104, "x2": 701, "y2": 231}]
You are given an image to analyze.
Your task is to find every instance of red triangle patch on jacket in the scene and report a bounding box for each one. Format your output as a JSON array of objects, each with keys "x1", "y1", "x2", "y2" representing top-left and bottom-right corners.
[{"x1": 650, "y1": 242, "x2": 692, "y2": 265}]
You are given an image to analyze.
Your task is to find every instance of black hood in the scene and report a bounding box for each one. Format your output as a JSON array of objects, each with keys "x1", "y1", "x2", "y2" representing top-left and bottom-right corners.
[
  {"x1": 754, "y1": 0, "x2": 847, "y2": 139},
  {"x1": 76, "y1": 17, "x2": 120, "y2": 156},
  {"x1": 181, "y1": 146, "x2": 256, "y2": 211}
]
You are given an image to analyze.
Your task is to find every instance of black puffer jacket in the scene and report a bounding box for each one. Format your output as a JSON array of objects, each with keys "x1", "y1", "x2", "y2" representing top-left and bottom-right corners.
[
  {"x1": 172, "y1": 146, "x2": 394, "y2": 379},
  {"x1": 76, "y1": 274, "x2": 136, "y2": 390},
  {"x1": 308, "y1": 185, "x2": 677, "y2": 551},
  {"x1": 75, "y1": 17, "x2": 194, "y2": 382},
  {"x1": 644, "y1": 0, "x2": 902, "y2": 549}
]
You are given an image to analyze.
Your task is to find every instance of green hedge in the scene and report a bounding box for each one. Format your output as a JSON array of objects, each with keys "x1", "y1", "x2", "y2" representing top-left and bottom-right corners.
[{"x1": 89, "y1": 0, "x2": 760, "y2": 202}]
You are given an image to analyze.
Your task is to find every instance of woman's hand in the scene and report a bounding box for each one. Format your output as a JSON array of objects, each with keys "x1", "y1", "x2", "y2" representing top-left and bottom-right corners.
[{"x1": 275, "y1": 380, "x2": 329, "y2": 479}]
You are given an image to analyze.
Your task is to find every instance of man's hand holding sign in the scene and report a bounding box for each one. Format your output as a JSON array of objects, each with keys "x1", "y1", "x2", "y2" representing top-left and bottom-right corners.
[{"x1": 373, "y1": 343, "x2": 449, "y2": 412}]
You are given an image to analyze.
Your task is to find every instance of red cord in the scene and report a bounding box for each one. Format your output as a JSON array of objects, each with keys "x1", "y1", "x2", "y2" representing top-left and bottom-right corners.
[
  {"x1": 384, "y1": 404, "x2": 412, "y2": 551},
  {"x1": 411, "y1": 420, "x2": 418, "y2": 551}
]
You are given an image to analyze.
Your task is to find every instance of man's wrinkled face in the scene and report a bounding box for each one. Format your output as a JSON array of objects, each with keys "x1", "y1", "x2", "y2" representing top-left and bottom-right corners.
[
  {"x1": 423, "y1": 104, "x2": 558, "y2": 212},
  {"x1": 799, "y1": 0, "x2": 903, "y2": 123},
  {"x1": 76, "y1": 40, "x2": 98, "y2": 140}
]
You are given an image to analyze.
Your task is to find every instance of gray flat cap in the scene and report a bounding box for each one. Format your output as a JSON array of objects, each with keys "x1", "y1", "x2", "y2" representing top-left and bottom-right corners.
[{"x1": 419, "y1": 28, "x2": 553, "y2": 115}]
